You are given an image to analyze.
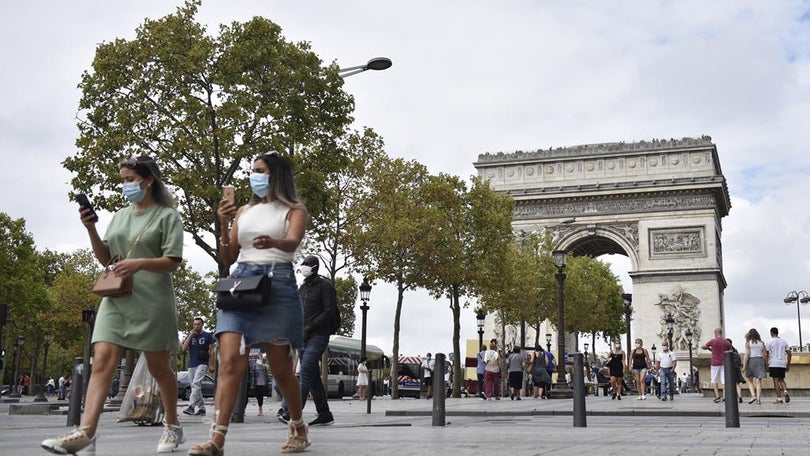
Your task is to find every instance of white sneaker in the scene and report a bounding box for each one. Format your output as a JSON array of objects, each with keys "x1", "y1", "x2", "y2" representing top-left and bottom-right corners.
[
  {"x1": 156, "y1": 423, "x2": 185, "y2": 453},
  {"x1": 41, "y1": 427, "x2": 95, "y2": 454},
  {"x1": 642, "y1": 395, "x2": 647, "y2": 400},
  {"x1": 637, "y1": 396, "x2": 643, "y2": 400}
]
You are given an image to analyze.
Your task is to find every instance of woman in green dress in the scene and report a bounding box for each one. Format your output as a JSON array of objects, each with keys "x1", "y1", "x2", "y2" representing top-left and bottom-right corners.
[{"x1": 42, "y1": 156, "x2": 185, "y2": 455}]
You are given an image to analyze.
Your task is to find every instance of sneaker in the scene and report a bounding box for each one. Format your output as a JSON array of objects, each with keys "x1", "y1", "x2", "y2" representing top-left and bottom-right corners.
[
  {"x1": 41, "y1": 427, "x2": 95, "y2": 454},
  {"x1": 278, "y1": 413, "x2": 290, "y2": 425},
  {"x1": 308, "y1": 413, "x2": 334, "y2": 426},
  {"x1": 784, "y1": 391, "x2": 791, "y2": 403},
  {"x1": 156, "y1": 422, "x2": 185, "y2": 453},
  {"x1": 712, "y1": 397, "x2": 722, "y2": 403},
  {"x1": 182, "y1": 406, "x2": 195, "y2": 416},
  {"x1": 194, "y1": 409, "x2": 206, "y2": 416},
  {"x1": 277, "y1": 408, "x2": 286, "y2": 417},
  {"x1": 611, "y1": 393, "x2": 616, "y2": 400},
  {"x1": 617, "y1": 395, "x2": 621, "y2": 400},
  {"x1": 637, "y1": 396, "x2": 643, "y2": 400}
]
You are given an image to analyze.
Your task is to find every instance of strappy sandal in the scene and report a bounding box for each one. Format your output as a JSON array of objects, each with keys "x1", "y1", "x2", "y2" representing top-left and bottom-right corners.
[
  {"x1": 280, "y1": 418, "x2": 311, "y2": 453},
  {"x1": 188, "y1": 422, "x2": 228, "y2": 456},
  {"x1": 748, "y1": 398, "x2": 757, "y2": 404}
]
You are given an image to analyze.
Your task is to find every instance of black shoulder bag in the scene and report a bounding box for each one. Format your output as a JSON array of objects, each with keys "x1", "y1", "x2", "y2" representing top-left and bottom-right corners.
[{"x1": 214, "y1": 272, "x2": 272, "y2": 310}]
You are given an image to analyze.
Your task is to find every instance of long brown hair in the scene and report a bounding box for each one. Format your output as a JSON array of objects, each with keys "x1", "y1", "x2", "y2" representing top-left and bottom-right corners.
[{"x1": 745, "y1": 328, "x2": 762, "y2": 343}]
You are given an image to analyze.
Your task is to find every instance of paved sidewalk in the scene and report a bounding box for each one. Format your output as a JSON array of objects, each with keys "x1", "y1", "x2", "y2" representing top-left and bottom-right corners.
[{"x1": 2, "y1": 392, "x2": 809, "y2": 455}]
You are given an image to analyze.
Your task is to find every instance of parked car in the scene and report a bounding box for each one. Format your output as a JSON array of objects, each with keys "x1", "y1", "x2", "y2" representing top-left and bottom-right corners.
[{"x1": 176, "y1": 371, "x2": 216, "y2": 400}]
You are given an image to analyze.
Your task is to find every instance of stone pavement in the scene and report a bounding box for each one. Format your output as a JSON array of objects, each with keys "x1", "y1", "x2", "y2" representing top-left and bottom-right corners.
[{"x1": 2, "y1": 392, "x2": 809, "y2": 455}]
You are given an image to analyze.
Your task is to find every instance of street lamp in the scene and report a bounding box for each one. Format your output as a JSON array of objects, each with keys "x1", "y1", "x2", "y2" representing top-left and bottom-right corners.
[
  {"x1": 10, "y1": 335, "x2": 25, "y2": 397},
  {"x1": 665, "y1": 313, "x2": 675, "y2": 349},
  {"x1": 550, "y1": 249, "x2": 573, "y2": 398},
  {"x1": 784, "y1": 290, "x2": 810, "y2": 350},
  {"x1": 546, "y1": 333, "x2": 552, "y2": 353},
  {"x1": 651, "y1": 344, "x2": 657, "y2": 365},
  {"x1": 338, "y1": 57, "x2": 393, "y2": 78},
  {"x1": 34, "y1": 334, "x2": 52, "y2": 402},
  {"x1": 359, "y1": 277, "x2": 372, "y2": 413},
  {"x1": 623, "y1": 294, "x2": 633, "y2": 364},
  {"x1": 685, "y1": 328, "x2": 694, "y2": 391},
  {"x1": 476, "y1": 311, "x2": 486, "y2": 349}
]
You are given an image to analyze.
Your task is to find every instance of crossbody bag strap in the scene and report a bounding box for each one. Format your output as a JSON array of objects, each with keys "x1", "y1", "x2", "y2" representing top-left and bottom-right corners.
[{"x1": 124, "y1": 207, "x2": 165, "y2": 259}]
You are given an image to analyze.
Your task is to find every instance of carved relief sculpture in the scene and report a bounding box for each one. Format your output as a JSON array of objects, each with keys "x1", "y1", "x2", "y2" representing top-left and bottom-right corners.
[{"x1": 655, "y1": 287, "x2": 702, "y2": 351}]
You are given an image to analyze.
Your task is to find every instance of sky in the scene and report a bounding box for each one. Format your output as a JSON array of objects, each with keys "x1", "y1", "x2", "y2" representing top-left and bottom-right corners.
[{"x1": 3, "y1": 1, "x2": 810, "y2": 364}]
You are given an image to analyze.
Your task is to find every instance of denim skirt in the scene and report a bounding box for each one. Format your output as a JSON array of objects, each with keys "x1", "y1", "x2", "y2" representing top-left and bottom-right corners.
[{"x1": 215, "y1": 262, "x2": 303, "y2": 350}]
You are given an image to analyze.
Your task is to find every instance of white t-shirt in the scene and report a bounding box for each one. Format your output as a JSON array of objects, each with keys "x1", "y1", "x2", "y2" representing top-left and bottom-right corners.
[
  {"x1": 422, "y1": 358, "x2": 435, "y2": 378},
  {"x1": 765, "y1": 337, "x2": 790, "y2": 368},
  {"x1": 659, "y1": 350, "x2": 677, "y2": 368}
]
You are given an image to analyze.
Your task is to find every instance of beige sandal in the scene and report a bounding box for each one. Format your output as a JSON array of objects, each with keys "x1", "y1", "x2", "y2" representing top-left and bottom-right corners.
[
  {"x1": 280, "y1": 419, "x2": 311, "y2": 453},
  {"x1": 187, "y1": 422, "x2": 228, "y2": 456}
]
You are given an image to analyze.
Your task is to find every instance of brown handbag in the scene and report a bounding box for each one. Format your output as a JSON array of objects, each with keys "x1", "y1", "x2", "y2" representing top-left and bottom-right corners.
[
  {"x1": 91, "y1": 208, "x2": 163, "y2": 298},
  {"x1": 92, "y1": 255, "x2": 132, "y2": 297}
]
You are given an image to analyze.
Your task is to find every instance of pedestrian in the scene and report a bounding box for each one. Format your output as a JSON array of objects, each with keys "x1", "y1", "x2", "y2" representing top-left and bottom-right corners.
[
  {"x1": 544, "y1": 348, "x2": 556, "y2": 399},
  {"x1": 506, "y1": 346, "x2": 525, "y2": 400},
  {"x1": 606, "y1": 339, "x2": 625, "y2": 400},
  {"x1": 530, "y1": 346, "x2": 551, "y2": 399},
  {"x1": 476, "y1": 344, "x2": 486, "y2": 399},
  {"x1": 483, "y1": 340, "x2": 501, "y2": 400},
  {"x1": 656, "y1": 341, "x2": 677, "y2": 401},
  {"x1": 764, "y1": 327, "x2": 792, "y2": 404},
  {"x1": 57, "y1": 374, "x2": 67, "y2": 400},
  {"x1": 743, "y1": 328, "x2": 766, "y2": 405},
  {"x1": 630, "y1": 338, "x2": 652, "y2": 400},
  {"x1": 701, "y1": 328, "x2": 732, "y2": 403},
  {"x1": 357, "y1": 358, "x2": 369, "y2": 400},
  {"x1": 181, "y1": 316, "x2": 215, "y2": 416},
  {"x1": 693, "y1": 368, "x2": 702, "y2": 394},
  {"x1": 422, "y1": 353, "x2": 436, "y2": 399},
  {"x1": 189, "y1": 152, "x2": 310, "y2": 455},
  {"x1": 47, "y1": 377, "x2": 56, "y2": 396},
  {"x1": 246, "y1": 349, "x2": 269, "y2": 416},
  {"x1": 41, "y1": 155, "x2": 185, "y2": 454},
  {"x1": 726, "y1": 339, "x2": 745, "y2": 403},
  {"x1": 277, "y1": 255, "x2": 338, "y2": 426}
]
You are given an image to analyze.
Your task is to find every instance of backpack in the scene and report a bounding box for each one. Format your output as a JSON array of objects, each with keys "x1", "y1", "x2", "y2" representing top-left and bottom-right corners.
[{"x1": 545, "y1": 353, "x2": 556, "y2": 373}]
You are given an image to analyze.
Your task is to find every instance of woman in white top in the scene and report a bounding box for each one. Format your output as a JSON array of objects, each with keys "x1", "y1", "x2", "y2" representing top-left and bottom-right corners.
[
  {"x1": 357, "y1": 358, "x2": 369, "y2": 400},
  {"x1": 189, "y1": 153, "x2": 309, "y2": 455},
  {"x1": 483, "y1": 341, "x2": 501, "y2": 400},
  {"x1": 743, "y1": 328, "x2": 767, "y2": 405}
]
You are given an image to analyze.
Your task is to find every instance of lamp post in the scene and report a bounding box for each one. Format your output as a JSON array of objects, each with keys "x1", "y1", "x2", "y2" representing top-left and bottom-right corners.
[
  {"x1": 34, "y1": 334, "x2": 52, "y2": 402},
  {"x1": 685, "y1": 328, "x2": 694, "y2": 391},
  {"x1": 338, "y1": 57, "x2": 392, "y2": 78},
  {"x1": 546, "y1": 333, "x2": 552, "y2": 353},
  {"x1": 358, "y1": 277, "x2": 372, "y2": 413},
  {"x1": 651, "y1": 344, "x2": 657, "y2": 365},
  {"x1": 665, "y1": 313, "x2": 675, "y2": 349},
  {"x1": 550, "y1": 250, "x2": 573, "y2": 398},
  {"x1": 476, "y1": 312, "x2": 485, "y2": 349},
  {"x1": 784, "y1": 290, "x2": 810, "y2": 350},
  {"x1": 622, "y1": 294, "x2": 633, "y2": 366},
  {"x1": 10, "y1": 335, "x2": 24, "y2": 397}
]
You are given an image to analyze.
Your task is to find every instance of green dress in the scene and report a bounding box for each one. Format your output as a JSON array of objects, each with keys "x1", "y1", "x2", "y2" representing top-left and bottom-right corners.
[{"x1": 92, "y1": 204, "x2": 184, "y2": 352}]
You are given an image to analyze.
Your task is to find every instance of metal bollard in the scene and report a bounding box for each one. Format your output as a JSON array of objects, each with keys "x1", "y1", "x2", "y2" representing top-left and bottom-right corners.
[
  {"x1": 232, "y1": 365, "x2": 250, "y2": 423},
  {"x1": 723, "y1": 351, "x2": 740, "y2": 428},
  {"x1": 431, "y1": 353, "x2": 446, "y2": 427},
  {"x1": 573, "y1": 353, "x2": 587, "y2": 427},
  {"x1": 66, "y1": 358, "x2": 84, "y2": 427}
]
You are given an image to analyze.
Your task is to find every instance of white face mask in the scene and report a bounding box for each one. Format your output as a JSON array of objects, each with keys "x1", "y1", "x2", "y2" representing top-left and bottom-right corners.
[
  {"x1": 300, "y1": 265, "x2": 315, "y2": 278},
  {"x1": 614, "y1": 343, "x2": 621, "y2": 349},
  {"x1": 635, "y1": 343, "x2": 642, "y2": 348}
]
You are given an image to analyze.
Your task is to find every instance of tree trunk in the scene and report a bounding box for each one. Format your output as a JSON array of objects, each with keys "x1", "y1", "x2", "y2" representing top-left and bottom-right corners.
[
  {"x1": 451, "y1": 285, "x2": 462, "y2": 398},
  {"x1": 390, "y1": 279, "x2": 404, "y2": 399}
]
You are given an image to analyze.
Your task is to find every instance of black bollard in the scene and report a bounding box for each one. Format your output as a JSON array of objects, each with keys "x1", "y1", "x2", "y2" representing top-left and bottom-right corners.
[
  {"x1": 66, "y1": 358, "x2": 84, "y2": 427},
  {"x1": 432, "y1": 353, "x2": 446, "y2": 427},
  {"x1": 723, "y1": 351, "x2": 740, "y2": 428},
  {"x1": 573, "y1": 353, "x2": 587, "y2": 427},
  {"x1": 231, "y1": 366, "x2": 250, "y2": 423}
]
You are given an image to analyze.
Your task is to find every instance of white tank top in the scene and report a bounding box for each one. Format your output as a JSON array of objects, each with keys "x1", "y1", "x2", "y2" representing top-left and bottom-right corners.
[
  {"x1": 236, "y1": 200, "x2": 294, "y2": 264},
  {"x1": 748, "y1": 340, "x2": 764, "y2": 358}
]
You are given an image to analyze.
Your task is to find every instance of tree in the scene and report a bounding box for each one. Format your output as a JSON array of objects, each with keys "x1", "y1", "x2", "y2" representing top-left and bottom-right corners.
[
  {"x1": 351, "y1": 156, "x2": 435, "y2": 399},
  {"x1": 418, "y1": 175, "x2": 515, "y2": 397},
  {"x1": 63, "y1": 0, "x2": 355, "y2": 277},
  {"x1": 563, "y1": 255, "x2": 626, "y2": 343},
  {"x1": 173, "y1": 262, "x2": 218, "y2": 334},
  {"x1": 333, "y1": 276, "x2": 358, "y2": 337}
]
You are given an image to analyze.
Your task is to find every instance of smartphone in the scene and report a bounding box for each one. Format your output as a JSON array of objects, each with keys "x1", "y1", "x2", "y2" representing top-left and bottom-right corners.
[
  {"x1": 75, "y1": 193, "x2": 99, "y2": 222},
  {"x1": 223, "y1": 185, "x2": 235, "y2": 205}
]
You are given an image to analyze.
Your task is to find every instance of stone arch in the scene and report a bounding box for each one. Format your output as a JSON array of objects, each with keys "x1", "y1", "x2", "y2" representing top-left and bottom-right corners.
[{"x1": 474, "y1": 136, "x2": 730, "y2": 357}]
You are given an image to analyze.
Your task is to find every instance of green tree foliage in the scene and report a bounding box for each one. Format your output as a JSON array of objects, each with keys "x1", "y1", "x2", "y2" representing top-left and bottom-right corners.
[
  {"x1": 63, "y1": 0, "x2": 355, "y2": 276},
  {"x1": 333, "y1": 276, "x2": 357, "y2": 337},
  {"x1": 173, "y1": 262, "x2": 218, "y2": 333},
  {"x1": 351, "y1": 156, "x2": 435, "y2": 399},
  {"x1": 418, "y1": 175, "x2": 515, "y2": 396},
  {"x1": 563, "y1": 255, "x2": 626, "y2": 341}
]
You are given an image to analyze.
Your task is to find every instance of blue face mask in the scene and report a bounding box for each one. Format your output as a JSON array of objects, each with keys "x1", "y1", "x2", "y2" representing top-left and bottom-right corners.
[
  {"x1": 122, "y1": 181, "x2": 146, "y2": 203},
  {"x1": 250, "y1": 173, "x2": 270, "y2": 198}
]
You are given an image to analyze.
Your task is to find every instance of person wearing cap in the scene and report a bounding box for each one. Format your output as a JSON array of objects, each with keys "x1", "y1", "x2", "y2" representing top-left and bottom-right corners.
[
  {"x1": 42, "y1": 155, "x2": 185, "y2": 454},
  {"x1": 181, "y1": 316, "x2": 215, "y2": 416}
]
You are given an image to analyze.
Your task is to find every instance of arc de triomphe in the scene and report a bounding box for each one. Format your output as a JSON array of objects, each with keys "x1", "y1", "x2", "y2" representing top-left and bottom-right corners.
[{"x1": 473, "y1": 136, "x2": 731, "y2": 354}]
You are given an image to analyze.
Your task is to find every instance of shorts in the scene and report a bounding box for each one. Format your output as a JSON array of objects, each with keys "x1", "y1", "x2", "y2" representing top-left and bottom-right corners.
[
  {"x1": 769, "y1": 367, "x2": 786, "y2": 379},
  {"x1": 632, "y1": 368, "x2": 647, "y2": 375},
  {"x1": 710, "y1": 365, "x2": 725, "y2": 384},
  {"x1": 215, "y1": 263, "x2": 303, "y2": 350},
  {"x1": 508, "y1": 371, "x2": 523, "y2": 389}
]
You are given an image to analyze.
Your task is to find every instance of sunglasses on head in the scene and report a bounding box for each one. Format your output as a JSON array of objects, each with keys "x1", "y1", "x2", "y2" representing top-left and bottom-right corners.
[{"x1": 119, "y1": 156, "x2": 156, "y2": 168}]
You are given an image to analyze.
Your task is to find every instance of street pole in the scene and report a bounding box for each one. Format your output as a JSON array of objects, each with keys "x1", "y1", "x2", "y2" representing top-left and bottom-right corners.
[{"x1": 550, "y1": 251, "x2": 573, "y2": 399}]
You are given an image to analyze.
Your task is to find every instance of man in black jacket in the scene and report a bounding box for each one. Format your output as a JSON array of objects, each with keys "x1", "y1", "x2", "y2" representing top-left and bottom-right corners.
[{"x1": 281, "y1": 255, "x2": 337, "y2": 426}]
